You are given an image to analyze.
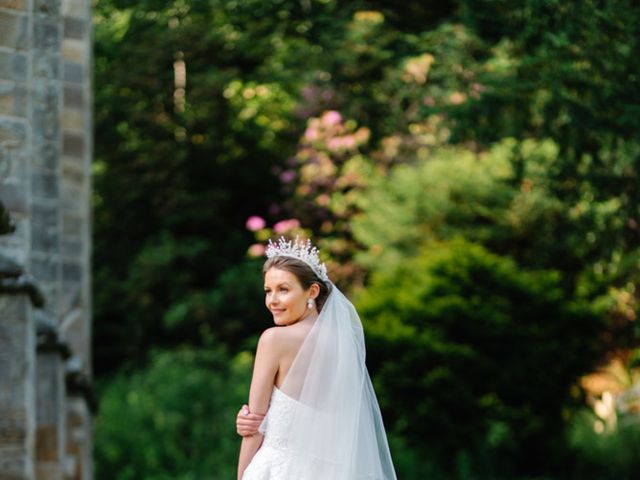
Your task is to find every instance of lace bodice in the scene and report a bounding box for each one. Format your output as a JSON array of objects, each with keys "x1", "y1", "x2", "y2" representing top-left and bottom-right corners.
[
  {"x1": 260, "y1": 387, "x2": 297, "y2": 450},
  {"x1": 241, "y1": 387, "x2": 300, "y2": 480},
  {"x1": 243, "y1": 387, "x2": 343, "y2": 479}
]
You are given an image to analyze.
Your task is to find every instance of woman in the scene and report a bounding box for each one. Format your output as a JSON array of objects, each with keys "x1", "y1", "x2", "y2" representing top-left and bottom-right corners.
[{"x1": 236, "y1": 237, "x2": 397, "y2": 480}]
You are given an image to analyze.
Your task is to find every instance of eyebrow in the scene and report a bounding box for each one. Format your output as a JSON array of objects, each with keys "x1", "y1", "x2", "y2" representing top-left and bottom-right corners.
[{"x1": 264, "y1": 282, "x2": 291, "y2": 289}]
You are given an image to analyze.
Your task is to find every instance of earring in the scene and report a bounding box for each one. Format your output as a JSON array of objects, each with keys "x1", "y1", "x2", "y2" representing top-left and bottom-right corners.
[{"x1": 307, "y1": 298, "x2": 315, "y2": 309}]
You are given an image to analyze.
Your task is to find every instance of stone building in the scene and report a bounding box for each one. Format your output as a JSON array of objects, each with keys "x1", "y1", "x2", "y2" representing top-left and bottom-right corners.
[{"x1": 0, "y1": 0, "x2": 94, "y2": 478}]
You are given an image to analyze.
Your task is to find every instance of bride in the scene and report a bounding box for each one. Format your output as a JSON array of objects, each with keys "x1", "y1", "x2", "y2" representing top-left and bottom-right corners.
[{"x1": 236, "y1": 237, "x2": 397, "y2": 480}]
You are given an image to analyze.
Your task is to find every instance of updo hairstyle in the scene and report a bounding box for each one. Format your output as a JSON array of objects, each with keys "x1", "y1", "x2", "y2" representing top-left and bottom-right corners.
[{"x1": 263, "y1": 256, "x2": 330, "y2": 312}]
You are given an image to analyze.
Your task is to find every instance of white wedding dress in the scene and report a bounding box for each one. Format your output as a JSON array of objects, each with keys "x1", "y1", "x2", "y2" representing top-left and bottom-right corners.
[
  {"x1": 242, "y1": 282, "x2": 397, "y2": 480},
  {"x1": 242, "y1": 387, "x2": 324, "y2": 480}
]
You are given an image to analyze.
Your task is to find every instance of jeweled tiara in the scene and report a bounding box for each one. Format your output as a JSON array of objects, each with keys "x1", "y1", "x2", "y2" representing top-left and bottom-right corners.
[{"x1": 266, "y1": 236, "x2": 329, "y2": 282}]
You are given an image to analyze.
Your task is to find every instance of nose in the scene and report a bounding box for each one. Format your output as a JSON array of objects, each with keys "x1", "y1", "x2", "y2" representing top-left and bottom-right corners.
[{"x1": 267, "y1": 292, "x2": 279, "y2": 306}]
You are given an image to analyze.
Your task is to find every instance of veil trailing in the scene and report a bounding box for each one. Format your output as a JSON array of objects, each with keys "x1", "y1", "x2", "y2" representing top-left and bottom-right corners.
[{"x1": 259, "y1": 282, "x2": 397, "y2": 479}]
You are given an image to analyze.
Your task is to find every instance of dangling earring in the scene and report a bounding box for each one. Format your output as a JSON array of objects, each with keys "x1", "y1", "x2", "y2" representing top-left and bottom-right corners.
[{"x1": 307, "y1": 298, "x2": 315, "y2": 309}]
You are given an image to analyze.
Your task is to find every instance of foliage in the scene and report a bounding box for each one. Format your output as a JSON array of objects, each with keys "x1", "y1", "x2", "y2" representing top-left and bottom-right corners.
[
  {"x1": 162, "y1": 258, "x2": 267, "y2": 351},
  {"x1": 94, "y1": 347, "x2": 253, "y2": 479},
  {"x1": 92, "y1": 0, "x2": 319, "y2": 373},
  {"x1": 92, "y1": 0, "x2": 640, "y2": 477},
  {"x1": 568, "y1": 410, "x2": 640, "y2": 480},
  {"x1": 352, "y1": 140, "x2": 525, "y2": 271},
  {"x1": 357, "y1": 239, "x2": 604, "y2": 477},
  {"x1": 351, "y1": 136, "x2": 638, "y2": 282}
]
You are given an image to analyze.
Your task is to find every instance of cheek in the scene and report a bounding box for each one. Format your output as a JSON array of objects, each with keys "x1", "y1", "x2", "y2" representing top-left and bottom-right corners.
[{"x1": 281, "y1": 292, "x2": 301, "y2": 309}]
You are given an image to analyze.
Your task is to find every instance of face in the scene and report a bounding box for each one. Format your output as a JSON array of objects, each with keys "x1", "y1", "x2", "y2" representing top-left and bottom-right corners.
[{"x1": 264, "y1": 268, "x2": 313, "y2": 326}]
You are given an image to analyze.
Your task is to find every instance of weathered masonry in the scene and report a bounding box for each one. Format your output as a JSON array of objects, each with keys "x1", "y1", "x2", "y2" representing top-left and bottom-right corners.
[{"x1": 0, "y1": 0, "x2": 94, "y2": 478}]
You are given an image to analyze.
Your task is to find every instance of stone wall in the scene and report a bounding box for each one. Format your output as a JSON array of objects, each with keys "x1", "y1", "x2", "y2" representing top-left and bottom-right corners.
[
  {"x1": 0, "y1": 0, "x2": 93, "y2": 478},
  {"x1": 0, "y1": 294, "x2": 36, "y2": 480}
]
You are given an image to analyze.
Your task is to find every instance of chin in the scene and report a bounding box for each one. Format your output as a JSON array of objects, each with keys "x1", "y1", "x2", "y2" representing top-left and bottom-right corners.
[{"x1": 273, "y1": 315, "x2": 299, "y2": 326}]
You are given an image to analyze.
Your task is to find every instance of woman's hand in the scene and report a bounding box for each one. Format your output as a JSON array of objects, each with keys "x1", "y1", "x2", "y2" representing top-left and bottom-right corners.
[{"x1": 236, "y1": 404, "x2": 265, "y2": 437}]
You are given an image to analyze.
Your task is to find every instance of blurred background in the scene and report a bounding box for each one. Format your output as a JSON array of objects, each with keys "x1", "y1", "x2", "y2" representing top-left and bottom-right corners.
[{"x1": 89, "y1": 0, "x2": 640, "y2": 479}]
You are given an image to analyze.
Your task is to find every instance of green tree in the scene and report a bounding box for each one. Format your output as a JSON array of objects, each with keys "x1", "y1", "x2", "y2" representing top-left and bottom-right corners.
[
  {"x1": 357, "y1": 239, "x2": 604, "y2": 477},
  {"x1": 92, "y1": 0, "x2": 332, "y2": 373}
]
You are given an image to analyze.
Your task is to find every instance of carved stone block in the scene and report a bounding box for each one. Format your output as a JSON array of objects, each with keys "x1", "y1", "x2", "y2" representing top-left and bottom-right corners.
[
  {"x1": 29, "y1": 256, "x2": 59, "y2": 283},
  {"x1": 0, "y1": 183, "x2": 28, "y2": 214},
  {"x1": 62, "y1": 108, "x2": 84, "y2": 132},
  {"x1": 61, "y1": 262, "x2": 80, "y2": 283},
  {"x1": 0, "y1": 51, "x2": 28, "y2": 82},
  {"x1": 33, "y1": 51, "x2": 61, "y2": 80},
  {"x1": 33, "y1": 141, "x2": 59, "y2": 171},
  {"x1": 62, "y1": 133, "x2": 83, "y2": 158},
  {"x1": 34, "y1": 0, "x2": 61, "y2": 16},
  {"x1": 61, "y1": 214, "x2": 80, "y2": 237},
  {"x1": 31, "y1": 170, "x2": 60, "y2": 200},
  {"x1": 30, "y1": 203, "x2": 59, "y2": 253},
  {"x1": 61, "y1": 161, "x2": 84, "y2": 188},
  {"x1": 63, "y1": 17, "x2": 85, "y2": 40},
  {"x1": 63, "y1": 61, "x2": 83, "y2": 85},
  {"x1": 60, "y1": 183, "x2": 81, "y2": 213},
  {"x1": 61, "y1": 237, "x2": 82, "y2": 257},
  {"x1": 61, "y1": 0, "x2": 86, "y2": 19},
  {"x1": 34, "y1": 18, "x2": 61, "y2": 52},
  {"x1": 0, "y1": 82, "x2": 28, "y2": 118},
  {"x1": 1, "y1": 0, "x2": 28, "y2": 11},
  {"x1": 0, "y1": 118, "x2": 27, "y2": 146},
  {"x1": 33, "y1": 84, "x2": 60, "y2": 141},
  {"x1": 62, "y1": 86, "x2": 82, "y2": 110},
  {"x1": 0, "y1": 11, "x2": 28, "y2": 51},
  {"x1": 36, "y1": 352, "x2": 65, "y2": 468},
  {"x1": 65, "y1": 397, "x2": 91, "y2": 480}
]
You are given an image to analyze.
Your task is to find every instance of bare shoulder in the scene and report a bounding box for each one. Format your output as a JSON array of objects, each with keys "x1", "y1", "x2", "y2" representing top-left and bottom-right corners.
[
  {"x1": 258, "y1": 326, "x2": 282, "y2": 346},
  {"x1": 258, "y1": 326, "x2": 301, "y2": 355},
  {"x1": 257, "y1": 326, "x2": 287, "y2": 351}
]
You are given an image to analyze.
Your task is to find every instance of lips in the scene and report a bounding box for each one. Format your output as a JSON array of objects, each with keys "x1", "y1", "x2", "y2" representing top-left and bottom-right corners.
[{"x1": 271, "y1": 309, "x2": 285, "y2": 315}]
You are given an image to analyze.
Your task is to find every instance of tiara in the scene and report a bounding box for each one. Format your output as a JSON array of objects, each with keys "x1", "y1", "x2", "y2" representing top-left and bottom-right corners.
[{"x1": 266, "y1": 236, "x2": 329, "y2": 282}]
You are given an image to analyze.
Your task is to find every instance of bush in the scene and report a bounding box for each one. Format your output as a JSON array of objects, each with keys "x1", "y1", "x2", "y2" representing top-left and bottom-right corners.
[
  {"x1": 356, "y1": 239, "x2": 604, "y2": 478},
  {"x1": 94, "y1": 347, "x2": 253, "y2": 480}
]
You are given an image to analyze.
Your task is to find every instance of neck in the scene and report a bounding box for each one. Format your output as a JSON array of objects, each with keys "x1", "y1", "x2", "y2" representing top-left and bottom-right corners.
[{"x1": 296, "y1": 309, "x2": 318, "y2": 325}]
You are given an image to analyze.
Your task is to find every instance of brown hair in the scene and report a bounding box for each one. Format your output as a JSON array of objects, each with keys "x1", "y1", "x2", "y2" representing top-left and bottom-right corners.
[{"x1": 263, "y1": 256, "x2": 330, "y2": 311}]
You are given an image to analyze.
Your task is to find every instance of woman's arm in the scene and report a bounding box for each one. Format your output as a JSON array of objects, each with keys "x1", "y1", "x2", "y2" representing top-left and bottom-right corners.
[
  {"x1": 237, "y1": 328, "x2": 281, "y2": 480},
  {"x1": 236, "y1": 405, "x2": 264, "y2": 437}
]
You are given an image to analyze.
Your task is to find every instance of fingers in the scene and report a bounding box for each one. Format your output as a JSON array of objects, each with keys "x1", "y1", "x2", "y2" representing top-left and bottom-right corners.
[
  {"x1": 236, "y1": 423, "x2": 260, "y2": 436},
  {"x1": 236, "y1": 416, "x2": 263, "y2": 428},
  {"x1": 236, "y1": 405, "x2": 265, "y2": 437},
  {"x1": 236, "y1": 411, "x2": 265, "y2": 422}
]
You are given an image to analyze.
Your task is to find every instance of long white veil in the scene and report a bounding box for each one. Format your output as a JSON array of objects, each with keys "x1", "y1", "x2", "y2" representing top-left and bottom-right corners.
[{"x1": 260, "y1": 282, "x2": 397, "y2": 479}]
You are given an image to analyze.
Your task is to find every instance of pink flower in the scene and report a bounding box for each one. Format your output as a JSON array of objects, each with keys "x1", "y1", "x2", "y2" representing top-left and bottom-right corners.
[
  {"x1": 279, "y1": 170, "x2": 296, "y2": 184},
  {"x1": 321, "y1": 110, "x2": 342, "y2": 127},
  {"x1": 304, "y1": 126, "x2": 319, "y2": 141},
  {"x1": 248, "y1": 243, "x2": 266, "y2": 257},
  {"x1": 341, "y1": 135, "x2": 357, "y2": 149},
  {"x1": 327, "y1": 137, "x2": 344, "y2": 152},
  {"x1": 245, "y1": 216, "x2": 266, "y2": 232},
  {"x1": 273, "y1": 219, "x2": 301, "y2": 234}
]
